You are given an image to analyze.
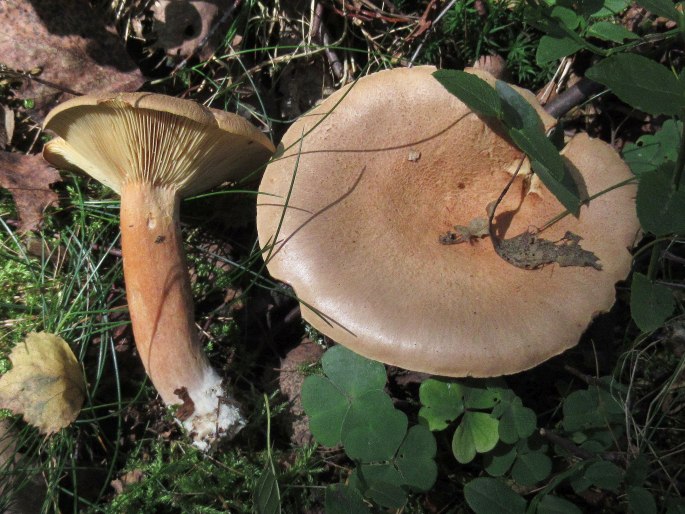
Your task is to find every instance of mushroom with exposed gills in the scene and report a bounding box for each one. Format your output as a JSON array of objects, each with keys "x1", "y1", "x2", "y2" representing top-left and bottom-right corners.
[
  {"x1": 257, "y1": 66, "x2": 639, "y2": 378},
  {"x1": 42, "y1": 93, "x2": 275, "y2": 450}
]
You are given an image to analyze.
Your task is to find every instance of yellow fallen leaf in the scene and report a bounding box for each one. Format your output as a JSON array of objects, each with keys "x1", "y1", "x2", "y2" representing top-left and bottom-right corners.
[{"x1": 0, "y1": 332, "x2": 85, "y2": 434}]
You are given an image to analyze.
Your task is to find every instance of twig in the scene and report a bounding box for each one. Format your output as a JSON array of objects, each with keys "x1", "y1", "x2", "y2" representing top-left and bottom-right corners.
[
  {"x1": 313, "y1": 3, "x2": 345, "y2": 81},
  {"x1": 406, "y1": 0, "x2": 439, "y2": 41},
  {"x1": 0, "y1": 65, "x2": 83, "y2": 96},
  {"x1": 90, "y1": 243, "x2": 123, "y2": 258},
  {"x1": 543, "y1": 78, "x2": 604, "y2": 118},
  {"x1": 540, "y1": 428, "x2": 595, "y2": 460},
  {"x1": 331, "y1": 0, "x2": 413, "y2": 23},
  {"x1": 408, "y1": 0, "x2": 458, "y2": 66},
  {"x1": 540, "y1": 429, "x2": 626, "y2": 464},
  {"x1": 664, "y1": 250, "x2": 685, "y2": 265},
  {"x1": 563, "y1": 364, "x2": 604, "y2": 387}
]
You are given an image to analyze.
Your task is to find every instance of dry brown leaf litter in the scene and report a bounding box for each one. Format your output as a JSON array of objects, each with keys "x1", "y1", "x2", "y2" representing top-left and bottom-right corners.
[
  {"x1": 0, "y1": 0, "x2": 144, "y2": 122},
  {"x1": 0, "y1": 151, "x2": 61, "y2": 231},
  {"x1": 151, "y1": 0, "x2": 232, "y2": 59},
  {"x1": 278, "y1": 338, "x2": 324, "y2": 446}
]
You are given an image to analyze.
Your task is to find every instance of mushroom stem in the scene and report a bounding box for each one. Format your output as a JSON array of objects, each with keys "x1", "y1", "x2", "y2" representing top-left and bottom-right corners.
[{"x1": 120, "y1": 181, "x2": 244, "y2": 449}]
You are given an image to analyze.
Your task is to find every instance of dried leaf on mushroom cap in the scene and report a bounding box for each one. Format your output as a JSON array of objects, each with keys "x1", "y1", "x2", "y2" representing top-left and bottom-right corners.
[
  {"x1": 43, "y1": 93, "x2": 275, "y2": 196},
  {"x1": 257, "y1": 66, "x2": 638, "y2": 378}
]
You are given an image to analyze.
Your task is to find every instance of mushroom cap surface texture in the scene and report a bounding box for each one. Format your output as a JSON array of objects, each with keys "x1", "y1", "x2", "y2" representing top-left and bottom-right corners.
[
  {"x1": 257, "y1": 66, "x2": 639, "y2": 377},
  {"x1": 43, "y1": 92, "x2": 275, "y2": 196}
]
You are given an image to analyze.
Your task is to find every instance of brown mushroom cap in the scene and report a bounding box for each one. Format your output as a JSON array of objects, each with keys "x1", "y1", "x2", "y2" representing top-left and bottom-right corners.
[
  {"x1": 257, "y1": 66, "x2": 638, "y2": 377},
  {"x1": 43, "y1": 92, "x2": 274, "y2": 195}
]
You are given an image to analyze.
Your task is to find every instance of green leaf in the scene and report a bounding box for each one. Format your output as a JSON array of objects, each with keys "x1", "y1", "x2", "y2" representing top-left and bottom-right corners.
[
  {"x1": 507, "y1": 129, "x2": 581, "y2": 215},
  {"x1": 516, "y1": 433, "x2": 548, "y2": 454},
  {"x1": 628, "y1": 486, "x2": 657, "y2": 514},
  {"x1": 548, "y1": 123, "x2": 566, "y2": 151},
  {"x1": 533, "y1": 158, "x2": 583, "y2": 216},
  {"x1": 577, "y1": 0, "x2": 604, "y2": 16},
  {"x1": 636, "y1": 165, "x2": 685, "y2": 235},
  {"x1": 301, "y1": 375, "x2": 349, "y2": 446},
  {"x1": 591, "y1": 0, "x2": 630, "y2": 17},
  {"x1": 580, "y1": 437, "x2": 610, "y2": 454},
  {"x1": 536, "y1": 35, "x2": 583, "y2": 65},
  {"x1": 625, "y1": 454, "x2": 650, "y2": 486},
  {"x1": 586, "y1": 22, "x2": 639, "y2": 42},
  {"x1": 395, "y1": 425, "x2": 438, "y2": 491},
  {"x1": 255, "y1": 466, "x2": 281, "y2": 514},
  {"x1": 636, "y1": 0, "x2": 680, "y2": 20},
  {"x1": 537, "y1": 494, "x2": 583, "y2": 514},
  {"x1": 512, "y1": 451, "x2": 552, "y2": 486},
  {"x1": 341, "y1": 390, "x2": 408, "y2": 462},
  {"x1": 584, "y1": 461, "x2": 623, "y2": 492},
  {"x1": 350, "y1": 430, "x2": 436, "y2": 506},
  {"x1": 418, "y1": 379, "x2": 465, "y2": 431},
  {"x1": 352, "y1": 465, "x2": 407, "y2": 509},
  {"x1": 452, "y1": 411, "x2": 500, "y2": 463},
  {"x1": 550, "y1": 6, "x2": 581, "y2": 30},
  {"x1": 563, "y1": 382, "x2": 625, "y2": 432},
  {"x1": 322, "y1": 345, "x2": 386, "y2": 398},
  {"x1": 498, "y1": 397, "x2": 537, "y2": 444},
  {"x1": 452, "y1": 421, "x2": 477, "y2": 464},
  {"x1": 354, "y1": 463, "x2": 402, "y2": 488},
  {"x1": 623, "y1": 119, "x2": 682, "y2": 175},
  {"x1": 496, "y1": 80, "x2": 544, "y2": 132},
  {"x1": 469, "y1": 413, "x2": 501, "y2": 453},
  {"x1": 586, "y1": 54, "x2": 685, "y2": 116},
  {"x1": 630, "y1": 272, "x2": 676, "y2": 332},
  {"x1": 464, "y1": 478, "x2": 527, "y2": 514},
  {"x1": 432, "y1": 70, "x2": 503, "y2": 118},
  {"x1": 463, "y1": 383, "x2": 503, "y2": 410},
  {"x1": 365, "y1": 481, "x2": 406, "y2": 510},
  {"x1": 325, "y1": 484, "x2": 372, "y2": 514},
  {"x1": 563, "y1": 390, "x2": 597, "y2": 432},
  {"x1": 570, "y1": 472, "x2": 593, "y2": 494},
  {"x1": 483, "y1": 444, "x2": 517, "y2": 476}
]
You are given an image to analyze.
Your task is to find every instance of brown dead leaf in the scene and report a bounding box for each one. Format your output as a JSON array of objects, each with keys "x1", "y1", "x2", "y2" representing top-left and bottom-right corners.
[
  {"x1": 0, "y1": 332, "x2": 86, "y2": 435},
  {"x1": 152, "y1": 0, "x2": 232, "y2": 59},
  {"x1": 111, "y1": 469, "x2": 144, "y2": 495},
  {"x1": 0, "y1": 0, "x2": 145, "y2": 122},
  {"x1": 0, "y1": 151, "x2": 61, "y2": 231},
  {"x1": 279, "y1": 338, "x2": 324, "y2": 446}
]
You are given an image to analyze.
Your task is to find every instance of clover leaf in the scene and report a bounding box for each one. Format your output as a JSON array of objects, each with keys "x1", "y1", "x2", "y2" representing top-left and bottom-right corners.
[
  {"x1": 452, "y1": 411, "x2": 500, "y2": 463},
  {"x1": 342, "y1": 390, "x2": 408, "y2": 461},
  {"x1": 418, "y1": 379, "x2": 465, "y2": 431}
]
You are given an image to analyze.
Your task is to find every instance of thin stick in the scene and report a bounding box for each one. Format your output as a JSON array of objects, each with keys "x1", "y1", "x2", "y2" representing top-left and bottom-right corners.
[{"x1": 540, "y1": 428, "x2": 595, "y2": 460}]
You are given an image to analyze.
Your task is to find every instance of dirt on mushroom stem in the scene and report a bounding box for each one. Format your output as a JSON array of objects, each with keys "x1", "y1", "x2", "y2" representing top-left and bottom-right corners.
[{"x1": 120, "y1": 181, "x2": 244, "y2": 449}]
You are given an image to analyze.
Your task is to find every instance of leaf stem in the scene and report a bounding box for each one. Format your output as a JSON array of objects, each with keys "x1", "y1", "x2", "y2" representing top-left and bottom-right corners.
[
  {"x1": 671, "y1": 111, "x2": 685, "y2": 191},
  {"x1": 647, "y1": 242, "x2": 663, "y2": 281},
  {"x1": 538, "y1": 177, "x2": 637, "y2": 233}
]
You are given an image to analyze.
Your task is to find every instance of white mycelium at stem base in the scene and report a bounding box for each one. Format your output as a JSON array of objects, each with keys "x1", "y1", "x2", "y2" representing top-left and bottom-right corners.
[
  {"x1": 43, "y1": 93, "x2": 275, "y2": 450},
  {"x1": 120, "y1": 182, "x2": 244, "y2": 448}
]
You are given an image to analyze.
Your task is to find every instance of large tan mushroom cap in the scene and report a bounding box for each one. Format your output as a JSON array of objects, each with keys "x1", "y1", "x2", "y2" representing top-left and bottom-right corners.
[
  {"x1": 257, "y1": 66, "x2": 639, "y2": 377},
  {"x1": 43, "y1": 92, "x2": 275, "y2": 196}
]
